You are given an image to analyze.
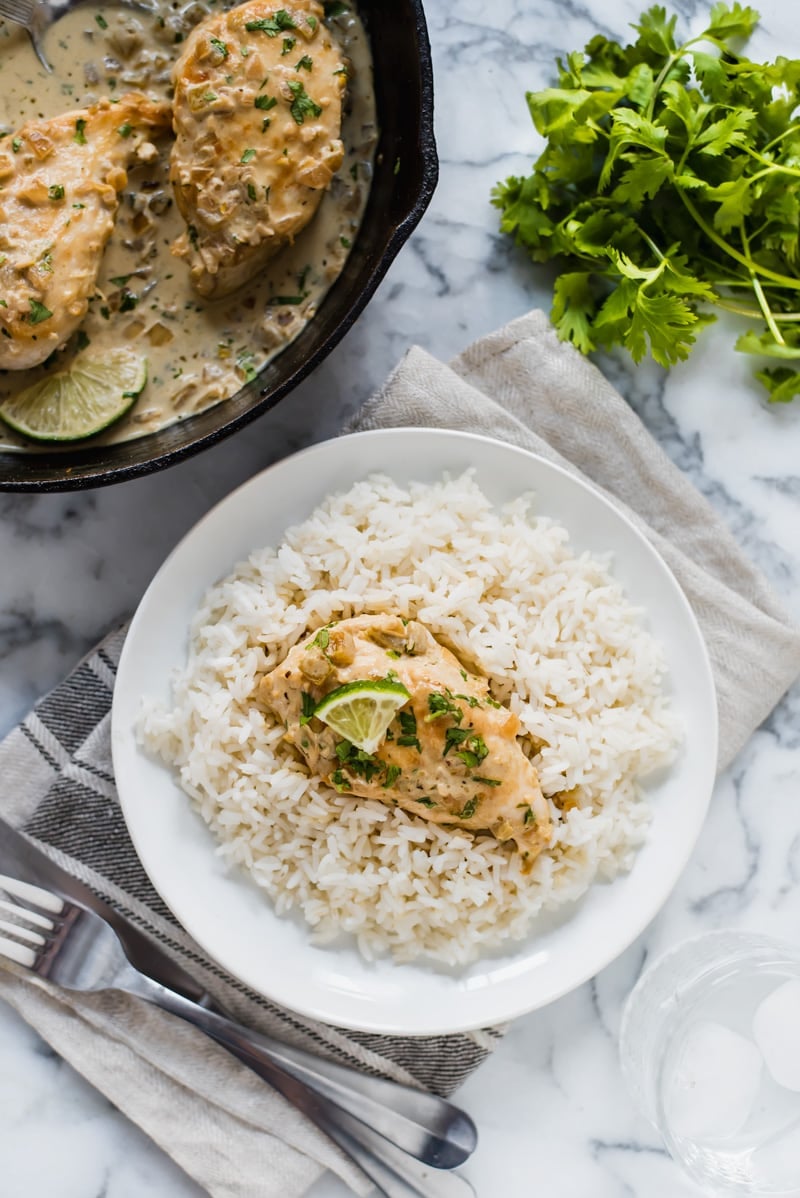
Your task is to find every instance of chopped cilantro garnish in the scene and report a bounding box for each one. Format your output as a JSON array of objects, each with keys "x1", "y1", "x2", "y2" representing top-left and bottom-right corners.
[
  {"x1": 245, "y1": 10, "x2": 295, "y2": 34},
  {"x1": 241, "y1": 147, "x2": 256, "y2": 164},
  {"x1": 383, "y1": 764, "x2": 402, "y2": 788},
  {"x1": 110, "y1": 274, "x2": 131, "y2": 286},
  {"x1": 299, "y1": 692, "x2": 316, "y2": 726},
  {"x1": 119, "y1": 290, "x2": 138, "y2": 312},
  {"x1": 247, "y1": 182, "x2": 257, "y2": 201},
  {"x1": 74, "y1": 119, "x2": 87, "y2": 144},
  {"x1": 324, "y1": 1, "x2": 348, "y2": 16},
  {"x1": 397, "y1": 709, "x2": 421, "y2": 751},
  {"x1": 307, "y1": 15, "x2": 318, "y2": 31},
  {"x1": 340, "y1": 235, "x2": 351, "y2": 248},
  {"x1": 334, "y1": 740, "x2": 383, "y2": 783},
  {"x1": 209, "y1": 36, "x2": 228, "y2": 57},
  {"x1": 313, "y1": 628, "x2": 330, "y2": 650},
  {"x1": 236, "y1": 349, "x2": 257, "y2": 380},
  {"x1": 295, "y1": 54, "x2": 313, "y2": 71},
  {"x1": 473, "y1": 776, "x2": 502, "y2": 788},
  {"x1": 11, "y1": 138, "x2": 21, "y2": 153},
  {"x1": 254, "y1": 94, "x2": 277, "y2": 110},
  {"x1": 28, "y1": 299, "x2": 52, "y2": 324},
  {"x1": 520, "y1": 805, "x2": 535, "y2": 825},
  {"x1": 48, "y1": 184, "x2": 65, "y2": 200},
  {"x1": 281, "y1": 36, "x2": 296, "y2": 55},
  {"x1": 117, "y1": 122, "x2": 132, "y2": 137},
  {"x1": 262, "y1": 118, "x2": 272, "y2": 131},
  {"x1": 416, "y1": 797, "x2": 437, "y2": 808},
  {"x1": 425, "y1": 690, "x2": 463, "y2": 724},
  {"x1": 443, "y1": 726, "x2": 469, "y2": 756},
  {"x1": 458, "y1": 797, "x2": 480, "y2": 820},
  {"x1": 286, "y1": 80, "x2": 322, "y2": 125},
  {"x1": 95, "y1": 13, "x2": 107, "y2": 28}
]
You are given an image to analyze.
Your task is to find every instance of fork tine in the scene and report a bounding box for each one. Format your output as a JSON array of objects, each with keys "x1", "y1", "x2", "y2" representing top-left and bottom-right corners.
[
  {"x1": 0, "y1": 873, "x2": 64, "y2": 914},
  {"x1": 0, "y1": 0, "x2": 36, "y2": 23},
  {"x1": 0, "y1": 896, "x2": 52, "y2": 929},
  {"x1": 0, "y1": 934, "x2": 37, "y2": 968},
  {"x1": 0, "y1": 915, "x2": 47, "y2": 946}
]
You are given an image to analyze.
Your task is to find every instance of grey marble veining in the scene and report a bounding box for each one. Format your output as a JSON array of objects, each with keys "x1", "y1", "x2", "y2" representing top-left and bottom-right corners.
[{"x1": 2, "y1": 0, "x2": 800, "y2": 1194}]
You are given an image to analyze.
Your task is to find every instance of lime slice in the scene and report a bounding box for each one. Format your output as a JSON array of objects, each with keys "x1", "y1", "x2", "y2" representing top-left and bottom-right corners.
[
  {"x1": 0, "y1": 348, "x2": 147, "y2": 442},
  {"x1": 314, "y1": 679, "x2": 411, "y2": 754}
]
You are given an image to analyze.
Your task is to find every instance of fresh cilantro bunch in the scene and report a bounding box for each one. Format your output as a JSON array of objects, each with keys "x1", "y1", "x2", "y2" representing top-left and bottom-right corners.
[{"x1": 492, "y1": 3, "x2": 800, "y2": 402}]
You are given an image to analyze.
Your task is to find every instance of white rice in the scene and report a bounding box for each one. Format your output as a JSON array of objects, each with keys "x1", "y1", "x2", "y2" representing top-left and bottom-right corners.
[{"x1": 140, "y1": 472, "x2": 680, "y2": 965}]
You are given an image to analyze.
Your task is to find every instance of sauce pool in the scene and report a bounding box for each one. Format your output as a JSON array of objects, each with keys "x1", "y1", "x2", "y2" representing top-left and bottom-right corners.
[{"x1": 0, "y1": 0, "x2": 376, "y2": 449}]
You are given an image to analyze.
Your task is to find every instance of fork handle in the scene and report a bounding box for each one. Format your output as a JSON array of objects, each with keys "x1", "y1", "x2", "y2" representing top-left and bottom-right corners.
[
  {"x1": 125, "y1": 972, "x2": 476, "y2": 1171},
  {"x1": 203, "y1": 1042, "x2": 474, "y2": 1198}
]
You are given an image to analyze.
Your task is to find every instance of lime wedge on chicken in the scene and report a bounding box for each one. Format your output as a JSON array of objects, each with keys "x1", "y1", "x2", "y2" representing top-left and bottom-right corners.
[
  {"x1": 0, "y1": 348, "x2": 147, "y2": 442},
  {"x1": 314, "y1": 679, "x2": 411, "y2": 754}
]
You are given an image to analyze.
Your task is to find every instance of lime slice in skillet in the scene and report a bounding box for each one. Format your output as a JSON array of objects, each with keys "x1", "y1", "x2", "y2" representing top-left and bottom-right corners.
[
  {"x1": 314, "y1": 679, "x2": 411, "y2": 754},
  {"x1": 0, "y1": 348, "x2": 147, "y2": 442}
]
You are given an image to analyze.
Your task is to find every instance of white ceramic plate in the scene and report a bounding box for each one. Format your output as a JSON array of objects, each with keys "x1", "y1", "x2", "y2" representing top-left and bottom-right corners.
[{"x1": 111, "y1": 428, "x2": 718, "y2": 1035}]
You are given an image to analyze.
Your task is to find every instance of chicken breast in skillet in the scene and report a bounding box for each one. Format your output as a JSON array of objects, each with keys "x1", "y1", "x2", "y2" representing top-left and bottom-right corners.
[
  {"x1": 170, "y1": 0, "x2": 346, "y2": 299},
  {"x1": 258, "y1": 613, "x2": 553, "y2": 868},
  {"x1": 0, "y1": 95, "x2": 171, "y2": 370}
]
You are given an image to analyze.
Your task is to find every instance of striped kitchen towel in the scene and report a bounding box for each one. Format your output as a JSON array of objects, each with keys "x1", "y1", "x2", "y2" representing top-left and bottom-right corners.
[{"x1": 0, "y1": 626, "x2": 497, "y2": 1198}]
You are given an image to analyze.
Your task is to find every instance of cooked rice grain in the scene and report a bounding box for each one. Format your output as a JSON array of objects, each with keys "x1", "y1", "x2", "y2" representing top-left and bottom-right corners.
[{"x1": 140, "y1": 472, "x2": 679, "y2": 965}]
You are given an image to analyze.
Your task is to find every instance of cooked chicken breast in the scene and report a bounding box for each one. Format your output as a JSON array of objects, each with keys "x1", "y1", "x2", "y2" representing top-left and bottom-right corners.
[
  {"x1": 170, "y1": 0, "x2": 345, "y2": 299},
  {"x1": 258, "y1": 614, "x2": 552, "y2": 867},
  {"x1": 0, "y1": 95, "x2": 171, "y2": 370}
]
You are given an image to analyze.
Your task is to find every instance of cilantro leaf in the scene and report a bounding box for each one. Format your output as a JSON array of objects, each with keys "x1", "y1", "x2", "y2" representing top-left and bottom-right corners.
[
  {"x1": 493, "y1": 2, "x2": 800, "y2": 403},
  {"x1": 755, "y1": 366, "x2": 800, "y2": 403},
  {"x1": 705, "y1": 2, "x2": 760, "y2": 40},
  {"x1": 552, "y1": 272, "x2": 597, "y2": 354}
]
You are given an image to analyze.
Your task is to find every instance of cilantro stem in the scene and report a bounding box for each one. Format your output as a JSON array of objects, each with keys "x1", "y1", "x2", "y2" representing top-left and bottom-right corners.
[
  {"x1": 739, "y1": 221, "x2": 785, "y2": 344},
  {"x1": 677, "y1": 188, "x2": 800, "y2": 292},
  {"x1": 762, "y1": 123, "x2": 800, "y2": 155},
  {"x1": 752, "y1": 274, "x2": 785, "y2": 343},
  {"x1": 741, "y1": 155, "x2": 800, "y2": 182},
  {"x1": 714, "y1": 298, "x2": 800, "y2": 321},
  {"x1": 645, "y1": 34, "x2": 712, "y2": 122},
  {"x1": 713, "y1": 298, "x2": 763, "y2": 318}
]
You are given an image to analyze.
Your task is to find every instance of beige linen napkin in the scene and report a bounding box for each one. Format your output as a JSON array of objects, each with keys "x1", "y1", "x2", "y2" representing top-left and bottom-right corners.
[
  {"x1": 2, "y1": 309, "x2": 798, "y2": 1198},
  {"x1": 352, "y1": 310, "x2": 800, "y2": 769}
]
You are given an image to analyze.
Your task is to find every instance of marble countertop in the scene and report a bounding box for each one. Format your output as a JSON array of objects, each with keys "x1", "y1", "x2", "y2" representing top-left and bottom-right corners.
[{"x1": 2, "y1": 0, "x2": 800, "y2": 1194}]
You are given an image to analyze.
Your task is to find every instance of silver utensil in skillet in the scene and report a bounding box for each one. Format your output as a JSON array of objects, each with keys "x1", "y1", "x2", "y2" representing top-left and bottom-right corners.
[
  {"x1": 0, "y1": 0, "x2": 157, "y2": 71},
  {"x1": 0, "y1": 868, "x2": 477, "y2": 1197}
]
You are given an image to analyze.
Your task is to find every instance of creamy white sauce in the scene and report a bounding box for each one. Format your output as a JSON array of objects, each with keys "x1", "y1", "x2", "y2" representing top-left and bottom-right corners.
[{"x1": 0, "y1": 1, "x2": 375, "y2": 449}]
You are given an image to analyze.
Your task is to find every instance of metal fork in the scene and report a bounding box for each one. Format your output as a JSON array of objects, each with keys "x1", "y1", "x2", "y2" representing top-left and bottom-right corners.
[
  {"x1": 0, "y1": 872, "x2": 477, "y2": 1198},
  {"x1": 0, "y1": 0, "x2": 158, "y2": 71}
]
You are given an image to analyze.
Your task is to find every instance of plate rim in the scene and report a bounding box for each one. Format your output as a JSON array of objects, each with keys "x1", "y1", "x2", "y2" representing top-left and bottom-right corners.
[{"x1": 112, "y1": 427, "x2": 719, "y2": 1034}]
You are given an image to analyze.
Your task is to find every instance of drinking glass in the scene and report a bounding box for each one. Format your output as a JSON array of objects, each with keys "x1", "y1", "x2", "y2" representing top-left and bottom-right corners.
[{"x1": 620, "y1": 931, "x2": 800, "y2": 1195}]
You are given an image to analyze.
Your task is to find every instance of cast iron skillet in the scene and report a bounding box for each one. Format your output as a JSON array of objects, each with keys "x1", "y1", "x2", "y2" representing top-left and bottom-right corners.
[{"x1": 0, "y1": 0, "x2": 437, "y2": 491}]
